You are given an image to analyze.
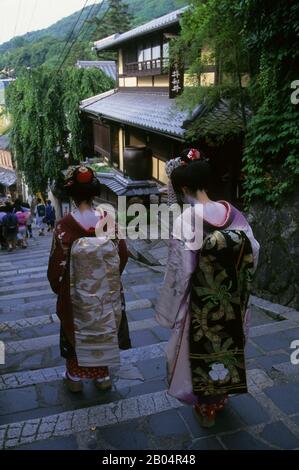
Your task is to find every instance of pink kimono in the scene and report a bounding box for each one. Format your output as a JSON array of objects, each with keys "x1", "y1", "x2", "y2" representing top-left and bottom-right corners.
[{"x1": 155, "y1": 201, "x2": 260, "y2": 404}]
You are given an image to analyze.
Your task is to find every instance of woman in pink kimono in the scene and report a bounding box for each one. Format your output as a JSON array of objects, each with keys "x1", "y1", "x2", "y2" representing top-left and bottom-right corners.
[{"x1": 155, "y1": 160, "x2": 259, "y2": 427}]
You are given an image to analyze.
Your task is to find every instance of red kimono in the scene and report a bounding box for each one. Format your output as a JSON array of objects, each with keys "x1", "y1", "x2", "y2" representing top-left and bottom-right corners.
[{"x1": 47, "y1": 213, "x2": 131, "y2": 378}]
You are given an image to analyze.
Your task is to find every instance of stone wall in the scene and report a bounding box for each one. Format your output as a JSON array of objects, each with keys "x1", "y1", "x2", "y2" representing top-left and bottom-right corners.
[{"x1": 248, "y1": 190, "x2": 299, "y2": 310}]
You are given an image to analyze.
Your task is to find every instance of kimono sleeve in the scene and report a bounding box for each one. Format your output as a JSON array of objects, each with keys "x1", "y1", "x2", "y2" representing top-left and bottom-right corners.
[
  {"x1": 155, "y1": 238, "x2": 198, "y2": 329},
  {"x1": 47, "y1": 228, "x2": 69, "y2": 295},
  {"x1": 118, "y1": 239, "x2": 128, "y2": 274}
]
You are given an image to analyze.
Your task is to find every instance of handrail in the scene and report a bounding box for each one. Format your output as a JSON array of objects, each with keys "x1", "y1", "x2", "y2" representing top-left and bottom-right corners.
[{"x1": 124, "y1": 58, "x2": 169, "y2": 73}]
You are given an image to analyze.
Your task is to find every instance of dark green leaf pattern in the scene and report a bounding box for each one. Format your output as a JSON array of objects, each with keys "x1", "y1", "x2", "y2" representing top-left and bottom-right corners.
[{"x1": 189, "y1": 229, "x2": 254, "y2": 396}]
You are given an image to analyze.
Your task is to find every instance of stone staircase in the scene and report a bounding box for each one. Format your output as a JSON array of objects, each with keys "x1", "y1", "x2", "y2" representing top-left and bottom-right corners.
[{"x1": 1, "y1": 232, "x2": 299, "y2": 450}]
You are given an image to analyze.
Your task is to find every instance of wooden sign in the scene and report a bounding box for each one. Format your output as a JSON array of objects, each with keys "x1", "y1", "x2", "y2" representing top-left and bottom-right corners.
[{"x1": 169, "y1": 63, "x2": 184, "y2": 99}]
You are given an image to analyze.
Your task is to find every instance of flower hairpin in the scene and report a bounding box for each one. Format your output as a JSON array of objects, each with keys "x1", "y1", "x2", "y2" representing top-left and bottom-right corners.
[
  {"x1": 187, "y1": 148, "x2": 200, "y2": 161},
  {"x1": 65, "y1": 166, "x2": 75, "y2": 180},
  {"x1": 76, "y1": 166, "x2": 94, "y2": 183}
]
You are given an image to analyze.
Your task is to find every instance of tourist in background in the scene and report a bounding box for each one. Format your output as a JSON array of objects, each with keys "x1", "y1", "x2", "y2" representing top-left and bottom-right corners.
[
  {"x1": 2, "y1": 204, "x2": 18, "y2": 252},
  {"x1": 0, "y1": 202, "x2": 7, "y2": 250},
  {"x1": 13, "y1": 200, "x2": 29, "y2": 249},
  {"x1": 35, "y1": 198, "x2": 46, "y2": 236},
  {"x1": 45, "y1": 200, "x2": 56, "y2": 232}
]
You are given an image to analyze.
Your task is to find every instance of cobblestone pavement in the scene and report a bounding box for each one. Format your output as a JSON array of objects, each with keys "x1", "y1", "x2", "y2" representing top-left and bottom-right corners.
[{"x1": 0, "y1": 230, "x2": 299, "y2": 450}]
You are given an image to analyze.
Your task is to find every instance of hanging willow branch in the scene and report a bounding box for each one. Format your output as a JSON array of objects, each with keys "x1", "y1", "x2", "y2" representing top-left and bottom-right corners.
[{"x1": 6, "y1": 66, "x2": 114, "y2": 193}]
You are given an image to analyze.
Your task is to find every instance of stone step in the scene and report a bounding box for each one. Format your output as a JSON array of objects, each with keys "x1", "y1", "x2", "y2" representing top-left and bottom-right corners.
[
  {"x1": 0, "y1": 250, "x2": 50, "y2": 259},
  {"x1": 0, "y1": 342, "x2": 167, "y2": 391},
  {"x1": 0, "y1": 260, "x2": 49, "y2": 272},
  {"x1": 0, "y1": 310, "x2": 158, "y2": 335},
  {"x1": 1, "y1": 308, "x2": 294, "y2": 337},
  {"x1": 0, "y1": 248, "x2": 51, "y2": 262},
  {"x1": 0, "y1": 272, "x2": 50, "y2": 287},
  {"x1": 0, "y1": 389, "x2": 182, "y2": 449},
  {"x1": 2, "y1": 312, "x2": 296, "y2": 362},
  {"x1": 0, "y1": 285, "x2": 153, "y2": 317},
  {"x1": 0, "y1": 315, "x2": 158, "y2": 346},
  {"x1": 0, "y1": 288, "x2": 54, "y2": 302},
  {"x1": 0, "y1": 368, "x2": 167, "y2": 426},
  {"x1": 0, "y1": 270, "x2": 161, "y2": 292},
  {"x1": 251, "y1": 296, "x2": 299, "y2": 324},
  {"x1": 2, "y1": 317, "x2": 159, "y2": 352},
  {"x1": 0, "y1": 265, "x2": 48, "y2": 279},
  {"x1": 248, "y1": 319, "x2": 298, "y2": 338},
  {"x1": 0, "y1": 367, "x2": 274, "y2": 450},
  {"x1": 0, "y1": 280, "x2": 50, "y2": 294}
]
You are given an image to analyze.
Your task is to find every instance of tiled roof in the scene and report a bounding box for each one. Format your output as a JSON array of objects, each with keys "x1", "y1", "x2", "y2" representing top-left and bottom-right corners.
[
  {"x1": 76, "y1": 61, "x2": 117, "y2": 81},
  {"x1": 0, "y1": 167, "x2": 16, "y2": 187},
  {"x1": 80, "y1": 90, "x2": 190, "y2": 139},
  {"x1": 97, "y1": 171, "x2": 159, "y2": 196},
  {"x1": 94, "y1": 6, "x2": 188, "y2": 51},
  {"x1": 184, "y1": 100, "x2": 249, "y2": 139}
]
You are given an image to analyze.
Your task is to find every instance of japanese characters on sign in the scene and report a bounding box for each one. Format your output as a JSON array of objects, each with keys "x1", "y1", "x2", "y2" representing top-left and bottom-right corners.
[{"x1": 169, "y1": 63, "x2": 184, "y2": 99}]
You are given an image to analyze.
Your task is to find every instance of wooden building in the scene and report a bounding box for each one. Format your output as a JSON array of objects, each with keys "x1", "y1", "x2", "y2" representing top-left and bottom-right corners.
[
  {"x1": 80, "y1": 7, "x2": 245, "y2": 203},
  {"x1": 0, "y1": 134, "x2": 16, "y2": 198}
]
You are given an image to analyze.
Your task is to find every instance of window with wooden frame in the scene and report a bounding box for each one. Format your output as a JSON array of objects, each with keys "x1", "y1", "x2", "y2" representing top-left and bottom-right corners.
[{"x1": 93, "y1": 122, "x2": 111, "y2": 157}]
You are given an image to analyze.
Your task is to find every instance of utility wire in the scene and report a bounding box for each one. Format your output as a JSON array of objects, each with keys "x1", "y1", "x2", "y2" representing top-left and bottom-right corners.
[
  {"x1": 79, "y1": 0, "x2": 107, "y2": 43},
  {"x1": 56, "y1": 0, "x2": 106, "y2": 73},
  {"x1": 13, "y1": 0, "x2": 22, "y2": 38},
  {"x1": 26, "y1": 0, "x2": 38, "y2": 33},
  {"x1": 55, "y1": 0, "x2": 91, "y2": 67}
]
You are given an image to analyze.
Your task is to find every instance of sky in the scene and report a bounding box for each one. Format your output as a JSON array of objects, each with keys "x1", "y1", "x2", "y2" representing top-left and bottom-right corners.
[{"x1": 0, "y1": 0, "x2": 97, "y2": 45}]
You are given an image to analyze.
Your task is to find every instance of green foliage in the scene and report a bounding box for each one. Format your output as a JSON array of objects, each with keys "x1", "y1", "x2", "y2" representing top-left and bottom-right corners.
[
  {"x1": 173, "y1": 0, "x2": 299, "y2": 205},
  {"x1": 0, "y1": 0, "x2": 186, "y2": 70},
  {"x1": 63, "y1": 67, "x2": 114, "y2": 161},
  {"x1": 242, "y1": 0, "x2": 299, "y2": 205},
  {"x1": 171, "y1": 0, "x2": 249, "y2": 138},
  {"x1": 6, "y1": 67, "x2": 114, "y2": 193},
  {"x1": 89, "y1": 0, "x2": 133, "y2": 39},
  {"x1": 129, "y1": 0, "x2": 184, "y2": 26}
]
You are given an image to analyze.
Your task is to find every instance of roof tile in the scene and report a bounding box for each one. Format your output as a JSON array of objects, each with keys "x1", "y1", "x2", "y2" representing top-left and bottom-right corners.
[{"x1": 80, "y1": 91, "x2": 189, "y2": 138}]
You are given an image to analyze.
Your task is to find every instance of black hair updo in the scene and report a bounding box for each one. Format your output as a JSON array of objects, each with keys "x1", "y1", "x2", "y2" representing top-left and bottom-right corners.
[
  {"x1": 64, "y1": 165, "x2": 101, "y2": 205},
  {"x1": 171, "y1": 160, "x2": 212, "y2": 196}
]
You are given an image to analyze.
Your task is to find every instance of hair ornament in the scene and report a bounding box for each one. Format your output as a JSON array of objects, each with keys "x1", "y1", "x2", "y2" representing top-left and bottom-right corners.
[
  {"x1": 187, "y1": 148, "x2": 200, "y2": 161},
  {"x1": 76, "y1": 166, "x2": 94, "y2": 183}
]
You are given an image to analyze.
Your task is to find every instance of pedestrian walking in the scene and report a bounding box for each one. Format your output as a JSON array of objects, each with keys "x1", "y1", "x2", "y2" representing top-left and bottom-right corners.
[
  {"x1": 13, "y1": 199, "x2": 31, "y2": 248},
  {"x1": 16, "y1": 199, "x2": 33, "y2": 238},
  {"x1": 35, "y1": 198, "x2": 46, "y2": 236},
  {"x1": 16, "y1": 210, "x2": 29, "y2": 249},
  {"x1": 155, "y1": 159, "x2": 260, "y2": 427},
  {"x1": 0, "y1": 202, "x2": 7, "y2": 250},
  {"x1": 47, "y1": 165, "x2": 131, "y2": 393},
  {"x1": 2, "y1": 204, "x2": 18, "y2": 252},
  {"x1": 45, "y1": 200, "x2": 56, "y2": 232},
  {"x1": 25, "y1": 210, "x2": 33, "y2": 238}
]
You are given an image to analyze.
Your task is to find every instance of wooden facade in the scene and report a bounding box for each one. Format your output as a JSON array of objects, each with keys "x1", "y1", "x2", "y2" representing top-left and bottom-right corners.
[{"x1": 83, "y1": 8, "x2": 244, "y2": 203}]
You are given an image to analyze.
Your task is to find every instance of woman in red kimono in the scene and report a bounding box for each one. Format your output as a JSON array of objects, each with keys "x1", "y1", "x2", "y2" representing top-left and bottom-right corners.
[{"x1": 48, "y1": 165, "x2": 131, "y2": 393}]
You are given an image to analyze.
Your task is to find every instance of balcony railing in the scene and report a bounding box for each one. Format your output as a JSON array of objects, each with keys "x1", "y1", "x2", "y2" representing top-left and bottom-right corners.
[{"x1": 124, "y1": 58, "x2": 169, "y2": 76}]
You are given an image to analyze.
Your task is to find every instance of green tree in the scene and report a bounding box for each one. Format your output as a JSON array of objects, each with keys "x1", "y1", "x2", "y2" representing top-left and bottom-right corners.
[
  {"x1": 6, "y1": 67, "x2": 114, "y2": 193},
  {"x1": 90, "y1": 0, "x2": 134, "y2": 40},
  {"x1": 171, "y1": 0, "x2": 249, "y2": 123},
  {"x1": 172, "y1": 0, "x2": 299, "y2": 205},
  {"x1": 241, "y1": 0, "x2": 299, "y2": 205}
]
